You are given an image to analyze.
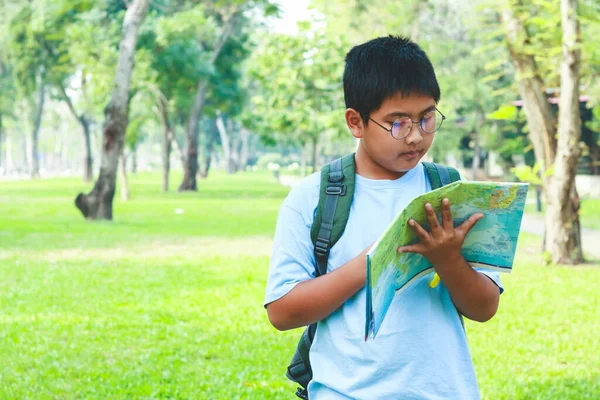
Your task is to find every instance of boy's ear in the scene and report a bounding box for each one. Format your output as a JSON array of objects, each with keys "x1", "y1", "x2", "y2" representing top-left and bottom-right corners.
[{"x1": 345, "y1": 108, "x2": 364, "y2": 139}]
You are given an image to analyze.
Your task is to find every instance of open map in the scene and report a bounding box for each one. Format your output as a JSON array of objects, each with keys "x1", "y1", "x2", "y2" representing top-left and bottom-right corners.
[{"x1": 365, "y1": 181, "x2": 529, "y2": 340}]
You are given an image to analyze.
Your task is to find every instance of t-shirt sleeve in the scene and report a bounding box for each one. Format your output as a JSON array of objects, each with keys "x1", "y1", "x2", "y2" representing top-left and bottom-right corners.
[
  {"x1": 475, "y1": 268, "x2": 504, "y2": 295},
  {"x1": 264, "y1": 202, "x2": 316, "y2": 307}
]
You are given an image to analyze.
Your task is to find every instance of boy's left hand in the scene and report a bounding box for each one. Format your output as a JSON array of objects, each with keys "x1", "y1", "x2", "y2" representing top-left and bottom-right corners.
[{"x1": 397, "y1": 198, "x2": 483, "y2": 268}]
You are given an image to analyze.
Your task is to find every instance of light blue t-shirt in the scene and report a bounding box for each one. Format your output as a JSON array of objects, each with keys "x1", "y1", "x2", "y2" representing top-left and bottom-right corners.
[{"x1": 264, "y1": 163, "x2": 502, "y2": 400}]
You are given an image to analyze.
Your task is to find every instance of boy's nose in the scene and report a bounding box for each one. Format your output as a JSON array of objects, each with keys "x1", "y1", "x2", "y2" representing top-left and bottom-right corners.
[{"x1": 404, "y1": 123, "x2": 423, "y2": 145}]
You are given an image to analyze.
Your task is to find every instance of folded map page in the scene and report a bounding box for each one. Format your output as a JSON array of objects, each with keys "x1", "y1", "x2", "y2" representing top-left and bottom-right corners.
[{"x1": 365, "y1": 181, "x2": 529, "y2": 340}]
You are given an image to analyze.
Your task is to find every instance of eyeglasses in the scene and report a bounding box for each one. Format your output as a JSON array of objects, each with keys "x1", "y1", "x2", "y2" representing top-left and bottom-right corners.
[{"x1": 369, "y1": 108, "x2": 446, "y2": 140}]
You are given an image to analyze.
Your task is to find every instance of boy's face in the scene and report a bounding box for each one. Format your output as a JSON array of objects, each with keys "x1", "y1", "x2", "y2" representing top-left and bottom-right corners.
[{"x1": 346, "y1": 93, "x2": 437, "y2": 179}]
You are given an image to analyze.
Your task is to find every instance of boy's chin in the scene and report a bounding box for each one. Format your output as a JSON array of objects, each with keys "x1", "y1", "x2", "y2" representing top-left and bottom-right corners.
[{"x1": 391, "y1": 159, "x2": 421, "y2": 173}]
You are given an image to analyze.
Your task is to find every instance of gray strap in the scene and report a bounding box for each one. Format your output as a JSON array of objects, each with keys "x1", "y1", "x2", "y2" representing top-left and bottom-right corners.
[
  {"x1": 435, "y1": 163, "x2": 451, "y2": 186},
  {"x1": 314, "y1": 158, "x2": 344, "y2": 277}
]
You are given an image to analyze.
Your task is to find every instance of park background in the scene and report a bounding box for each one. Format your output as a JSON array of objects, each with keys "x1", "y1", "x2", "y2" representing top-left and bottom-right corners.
[{"x1": 0, "y1": 0, "x2": 599, "y2": 398}]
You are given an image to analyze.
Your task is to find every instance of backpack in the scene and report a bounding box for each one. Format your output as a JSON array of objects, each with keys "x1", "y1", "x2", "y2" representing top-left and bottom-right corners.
[{"x1": 285, "y1": 153, "x2": 461, "y2": 400}]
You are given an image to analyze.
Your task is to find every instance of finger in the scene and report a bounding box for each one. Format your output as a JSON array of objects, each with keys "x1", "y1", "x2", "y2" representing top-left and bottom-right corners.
[
  {"x1": 457, "y1": 212, "x2": 484, "y2": 236},
  {"x1": 408, "y1": 218, "x2": 430, "y2": 241},
  {"x1": 441, "y1": 198, "x2": 453, "y2": 231},
  {"x1": 397, "y1": 243, "x2": 426, "y2": 254},
  {"x1": 425, "y1": 203, "x2": 442, "y2": 235}
]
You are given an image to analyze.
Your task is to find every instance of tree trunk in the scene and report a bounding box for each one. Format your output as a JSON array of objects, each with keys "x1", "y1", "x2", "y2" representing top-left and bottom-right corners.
[
  {"x1": 30, "y1": 82, "x2": 45, "y2": 179},
  {"x1": 239, "y1": 128, "x2": 250, "y2": 171},
  {"x1": 200, "y1": 119, "x2": 216, "y2": 178},
  {"x1": 152, "y1": 92, "x2": 171, "y2": 189},
  {"x1": 119, "y1": 151, "x2": 130, "y2": 201},
  {"x1": 472, "y1": 108, "x2": 485, "y2": 180},
  {"x1": 229, "y1": 119, "x2": 240, "y2": 173},
  {"x1": 6, "y1": 133, "x2": 13, "y2": 174},
  {"x1": 162, "y1": 125, "x2": 172, "y2": 191},
  {"x1": 74, "y1": 0, "x2": 149, "y2": 220},
  {"x1": 216, "y1": 112, "x2": 233, "y2": 173},
  {"x1": 311, "y1": 137, "x2": 319, "y2": 173},
  {"x1": 410, "y1": 1, "x2": 424, "y2": 41},
  {"x1": 545, "y1": 0, "x2": 583, "y2": 264},
  {"x1": 178, "y1": 83, "x2": 205, "y2": 191},
  {"x1": 59, "y1": 83, "x2": 93, "y2": 182},
  {"x1": 503, "y1": 1, "x2": 583, "y2": 264},
  {"x1": 202, "y1": 145, "x2": 213, "y2": 178},
  {"x1": 131, "y1": 145, "x2": 137, "y2": 173},
  {"x1": 178, "y1": 16, "x2": 237, "y2": 191},
  {"x1": 301, "y1": 142, "x2": 307, "y2": 177},
  {"x1": 472, "y1": 129, "x2": 480, "y2": 181},
  {"x1": 155, "y1": 98, "x2": 172, "y2": 192},
  {"x1": 22, "y1": 131, "x2": 29, "y2": 173},
  {"x1": 172, "y1": 129, "x2": 186, "y2": 169},
  {"x1": 82, "y1": 117, "x2": 93, "y2": 181}
]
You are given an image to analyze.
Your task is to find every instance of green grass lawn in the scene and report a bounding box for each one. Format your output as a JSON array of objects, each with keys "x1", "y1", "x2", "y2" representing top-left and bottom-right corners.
[{"x1": 1, "y1": 171, "x2": 599, "y2": 399}]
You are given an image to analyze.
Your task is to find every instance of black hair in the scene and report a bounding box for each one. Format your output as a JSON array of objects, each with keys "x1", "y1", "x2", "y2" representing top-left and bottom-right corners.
[{"x1": 343, "y1": 35, "x2": 440, "y2": 124}]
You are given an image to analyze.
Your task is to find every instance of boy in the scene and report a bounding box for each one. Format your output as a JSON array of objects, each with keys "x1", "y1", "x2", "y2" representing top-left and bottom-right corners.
[{"x1": 264, "y1": 36, "x2": 502, "y2": 399}]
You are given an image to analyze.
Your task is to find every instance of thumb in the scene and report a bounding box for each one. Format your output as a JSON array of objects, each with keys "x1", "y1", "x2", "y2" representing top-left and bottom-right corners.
[
  {"x1": 457, "y1": 213, "x2": 484, "y2": 235},
  {"x1": 397, "y1": 243, "x2": 425, "y2": 255}
]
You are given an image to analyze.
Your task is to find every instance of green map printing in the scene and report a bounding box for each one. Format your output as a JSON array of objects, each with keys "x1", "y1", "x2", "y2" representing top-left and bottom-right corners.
[{"x1": 365, "y1": 181, "x2": 529, "y2": 340}]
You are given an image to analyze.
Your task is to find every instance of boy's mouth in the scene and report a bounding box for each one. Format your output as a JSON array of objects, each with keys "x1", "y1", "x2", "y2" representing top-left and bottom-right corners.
[
  {"x1": 400, "y1": 150, "x2": 421, "y2": 161},
  {"x1": 400, "y1": 150, "x2": 422, "y2": 158}
]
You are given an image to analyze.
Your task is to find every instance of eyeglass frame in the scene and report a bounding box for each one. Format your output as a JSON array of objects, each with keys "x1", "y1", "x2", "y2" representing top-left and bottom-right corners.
[{"x1": 368, "y1": 107, "x2": 446, "y2": 140}]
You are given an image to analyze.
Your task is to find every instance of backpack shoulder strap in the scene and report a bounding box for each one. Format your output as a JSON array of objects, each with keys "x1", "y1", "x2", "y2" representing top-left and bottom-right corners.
[
  {"x1": 421, "y1": 161, "x2": 461, "y2": 189},
  {"x1": 310, "y1": 153, "x2": 356, "y2": 277}
]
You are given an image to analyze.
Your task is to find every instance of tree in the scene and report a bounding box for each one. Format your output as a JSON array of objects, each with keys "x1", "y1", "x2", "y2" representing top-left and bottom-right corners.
[
  {"x1": 204, "y1": 26, "x2": 253, "y2": 175},
  {"x1": 138, "y1": 3, "x2": 214, "y2": 191},
  {"x1": 177, "y1": 0, "x2": 278, "y2": 190},
  {"x1": 62, "y1": 2, "x2": 130, "y2": 182},
  {"x1": 4, "y1": 0, "x2": 114, "y2": 180},
  {"x1": 6, "y1": 2, "x2": 48, "y2": 178},
  {"x1": 247, "y1": 27, "x2": 348, "y2": 172},
  {"x1": 550, "y1": 0, "x2": 583, "y2": 262},
  {"x1": 502, "y1": 0, "x2": 583, "y2": 264},
  {"x1": 59, "y1": 77, "x2": 95, "y2": 181},
  {"x1": 178, "y1": 7, "x2": 238, "y2": 191},
  {"x1": 75, "y1": 0, "x2": 150, "y2": 220},
  {"x1": 0, "y1": 61, "x2": 13, "y2": 174}
]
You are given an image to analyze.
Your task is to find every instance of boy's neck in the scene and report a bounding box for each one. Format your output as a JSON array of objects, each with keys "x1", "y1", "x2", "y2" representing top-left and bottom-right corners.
[{"x1": 354, "y1": 145, "x2": 412, "y2": 181}]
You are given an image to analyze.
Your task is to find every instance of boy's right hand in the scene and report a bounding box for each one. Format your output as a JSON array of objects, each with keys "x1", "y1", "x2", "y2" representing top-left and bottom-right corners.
[{"x1": 396, "y1": 198, "x2": 483, "y2": 268}]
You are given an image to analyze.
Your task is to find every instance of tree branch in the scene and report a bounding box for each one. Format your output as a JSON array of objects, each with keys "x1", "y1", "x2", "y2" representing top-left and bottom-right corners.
[
  {"x1": 208, "y1": 11, "x2": 238, "y2": 65},
  {"x1": 58, "y1": 82, "x2": 82, "y2": 123}
]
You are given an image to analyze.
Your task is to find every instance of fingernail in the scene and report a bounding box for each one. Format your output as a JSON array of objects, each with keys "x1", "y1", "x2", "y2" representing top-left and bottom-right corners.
[
  {"x1": 397, "y1": 248, "x2": 403, "y2": 253},
  {"x1": 409, "y1": 219, "x2": 415, "y2": 226},
  {"x1": 443, "y1": 198, "x2": 449, "y2": 205}
]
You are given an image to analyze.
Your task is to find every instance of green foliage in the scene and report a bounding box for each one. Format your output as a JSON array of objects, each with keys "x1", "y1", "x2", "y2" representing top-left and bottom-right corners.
[
  {"x1": 125, "y1": 111, "x2": 149, "y2": 150},
  {"x1": 205, "y1": 23, "x2": 252, "y2": 118},
  {"x1": 6, "y1": 0, "x2": 96, "y2": 95},
  {"x1": 1, "y1": 0, "x2": 599, "y2": 173},
  {"x1": 512, "y1": 164, "x2": 543, "y2": 185},
  {"x1": 138, "y1": 2, "x2": 214, "y2": 115},
  {"x1": 586, "y1": 106, "x2": 600, "y2": 137},
  {"x1": 488, "y1": 105, "x2": 519, "y2": 121},
  {"x1": 246, "y1": 26, "x2": 350, "y2": 148}
]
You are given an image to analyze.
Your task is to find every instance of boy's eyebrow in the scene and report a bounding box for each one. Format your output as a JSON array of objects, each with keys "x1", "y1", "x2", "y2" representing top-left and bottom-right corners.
[{"x1": 384, "y1": 105, "x2": 437, "y2": 119}]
